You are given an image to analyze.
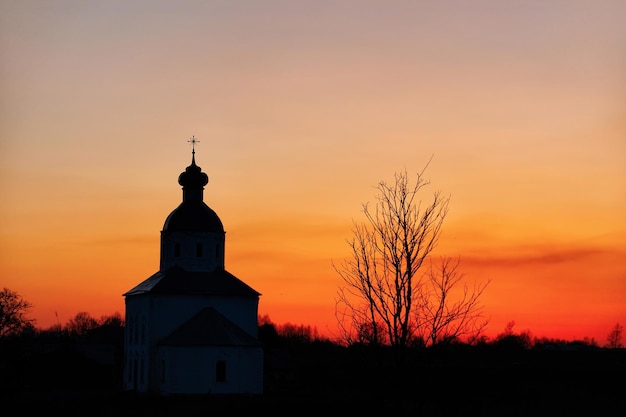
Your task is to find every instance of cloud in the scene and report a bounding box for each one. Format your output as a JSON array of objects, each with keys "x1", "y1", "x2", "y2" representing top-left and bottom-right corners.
[{"x1": 460, "y1": 245, "x2": 625, "y2": 268}]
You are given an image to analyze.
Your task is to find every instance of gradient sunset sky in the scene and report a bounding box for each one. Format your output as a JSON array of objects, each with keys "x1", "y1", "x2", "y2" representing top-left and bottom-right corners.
[{"x1": 1, "y1": 1, "x2": 624, "y2": 344}]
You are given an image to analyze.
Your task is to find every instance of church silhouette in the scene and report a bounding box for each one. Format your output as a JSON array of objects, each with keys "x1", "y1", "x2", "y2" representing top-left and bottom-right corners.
[{"x1": 122, "y1": 139, "x2": 263, "y2": 395}]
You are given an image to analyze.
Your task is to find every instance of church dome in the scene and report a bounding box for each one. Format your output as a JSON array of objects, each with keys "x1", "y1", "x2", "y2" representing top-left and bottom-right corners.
[
  {"x1": 178, "y1": 159, "x2": 208, "y2": 189},
  {"x1": 162, "y1": 142, "x2": 224, "y2": 233},
  {"x1": 162, "y1": 201, "x2": 224, "y2": 232}
]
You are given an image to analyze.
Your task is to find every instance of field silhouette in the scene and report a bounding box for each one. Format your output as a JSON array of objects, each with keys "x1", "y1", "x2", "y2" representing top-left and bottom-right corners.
[{"x1": 2, "y1": 321, "x2": 624, "y2": 416}]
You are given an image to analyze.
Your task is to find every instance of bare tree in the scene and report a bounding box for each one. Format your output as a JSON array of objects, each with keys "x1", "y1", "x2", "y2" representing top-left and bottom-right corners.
[
  {"x1": 415, "y1": 256, "x2": 489, "y2": 346},
  {"x1": 0, "y1": 287, "x2": 36, "y2": 338},
  {"x1": 606, "y1": 322, "x2": 624, "y2": 349},
  {"x1": 334, "y1": 166, "x2": 488, "y2": 349}
]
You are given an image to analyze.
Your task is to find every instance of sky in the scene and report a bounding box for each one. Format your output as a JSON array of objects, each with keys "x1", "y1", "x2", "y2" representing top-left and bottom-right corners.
[{"x1": 1, "y1": 0, "x2": 625, "y2": 344}]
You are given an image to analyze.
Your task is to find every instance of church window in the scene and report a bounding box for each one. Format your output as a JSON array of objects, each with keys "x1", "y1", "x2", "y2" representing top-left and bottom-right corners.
[
  {"x1": 174, "y1": 243, "x2": 181, "y2": 257},
  {"x1": 161, "y1": 360, "x2": 166, "y2": 384},
  {"x1": 196, "y1": 243, "x2": 203, "y2": 257},
  {"x1": 140, "y1": 357, "x2": 144, "y2": 384},
  {"x1": 216, "y1": 360, "x2": 226, "y2": 382}
]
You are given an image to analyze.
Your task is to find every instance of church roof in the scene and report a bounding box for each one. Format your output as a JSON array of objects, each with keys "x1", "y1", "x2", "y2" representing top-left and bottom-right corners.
[
  {"x1": 123, "y1": 266, "x2": 260, "y2": 297},
  {"x1": 158, "y1": 307, "x2": 262, "y2": 347},
  {"x1": 162, "y1": 200, "x2": 224, "y2": 233}
]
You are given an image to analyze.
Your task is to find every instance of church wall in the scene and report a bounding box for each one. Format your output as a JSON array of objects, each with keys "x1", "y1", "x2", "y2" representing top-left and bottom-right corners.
[
  {"x1": 123, "y1": 295, "x2": 151, "y2": 392},
  {"x1": 158, "y1": 345, "x2": 263, "y2": 395},
  {"x1": 124, "y1": 293, "x2": 260, "y2": 393}
]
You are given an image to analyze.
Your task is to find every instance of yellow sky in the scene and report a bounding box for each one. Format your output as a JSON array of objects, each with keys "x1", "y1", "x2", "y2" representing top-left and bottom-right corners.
[{"x1": 1, "y1": 0, "x2": 625, "y2": 343}]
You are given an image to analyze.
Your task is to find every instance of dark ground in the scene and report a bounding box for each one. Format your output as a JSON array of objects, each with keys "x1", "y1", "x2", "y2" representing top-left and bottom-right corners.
[{"x1": 4, "y1": 342, "x2": 625, "y2": 416}]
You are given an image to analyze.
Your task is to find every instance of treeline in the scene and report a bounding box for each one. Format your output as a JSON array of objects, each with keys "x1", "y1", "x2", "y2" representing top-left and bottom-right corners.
[
  {"x1": 257, "y1": 315, "x2": 624, "y2": 351},
  {"x1": 1, "y1": 287, "x2": 622, "y2": 349},
  {"x1": 1, "y1": 309, "x2": 625, "y2": 416},
  {"x1": 3, "y1": 309, "x2": 624, "y2": 351}
]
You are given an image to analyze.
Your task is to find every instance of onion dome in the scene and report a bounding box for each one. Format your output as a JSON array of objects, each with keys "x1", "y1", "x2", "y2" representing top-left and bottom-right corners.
[
  {"x1": 178, "y1": 152, "x2": 208, "y2": 190},
  {"x1": 162, "y1": 147, "x2": 224, "y2": 233}
]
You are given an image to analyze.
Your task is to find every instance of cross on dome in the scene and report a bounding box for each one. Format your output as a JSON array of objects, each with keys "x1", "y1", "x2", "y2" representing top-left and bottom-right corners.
[
  {"x1": 188, "y1": 135, "x2": 200, "y2": 153},
  {"x1": 187, "y1": 135, "x2": 201, "y2": 164}
]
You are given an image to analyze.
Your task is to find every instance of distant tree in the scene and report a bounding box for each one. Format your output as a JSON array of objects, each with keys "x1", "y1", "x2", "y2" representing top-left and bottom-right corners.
[
  {"x1": 99, "y1": 312, "x2": 124, "y2": 328},
  {"x1": 64, "y1": 311, "x2": 99, "y2": 336},
  {"x1": 494, "y1": 321, "x2": 533, "y2": 350},
  {"x1": 258, "y1": 314, "x2": 273, "y2": 326},
  {"x1": 40, "y1": 323, "x2": 63, "y2": 335},
  {"x1": 0, "y1": 287, "x2": 36, "y2": 338},
  {"x1": 257, "y1": 314, "x2": 280, "y2": 345},
  {"x1": 606, "y1": 322, "x2": 624, "y2": 349},
  {"x1": 334, "y1": 165, "x2": 489, "y2": 351},
  {"x1": 501, "y1": 320, "x2": 516, "y2": 337},
  {"x1": 534, "y1": 336, "x2": 568, "y2": 349},
  {"x1": 581, "y1": 337, "x2": 598, "y2": 348},
  {"x1": 278, "y1": 323, "x2": 318, "y2": 343}
]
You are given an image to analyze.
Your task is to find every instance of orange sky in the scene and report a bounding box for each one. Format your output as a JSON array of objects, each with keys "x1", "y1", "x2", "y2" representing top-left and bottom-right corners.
[{"x1": 1, "y1": 1, "x2": 625, "y2": 345}]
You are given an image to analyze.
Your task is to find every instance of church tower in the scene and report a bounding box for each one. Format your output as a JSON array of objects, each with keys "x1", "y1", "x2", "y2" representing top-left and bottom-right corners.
[
  {"x1": 122, "y1": 139, "x2": 263, "y2": 395},
  {"x1": 160, "y1": 143, "x2": 225, "y2": 273}
]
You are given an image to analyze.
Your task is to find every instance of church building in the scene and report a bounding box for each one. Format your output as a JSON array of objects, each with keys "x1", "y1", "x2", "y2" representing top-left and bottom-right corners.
[{"x1": 122, "y1": 140, "x2": 263, "y2": 395}]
